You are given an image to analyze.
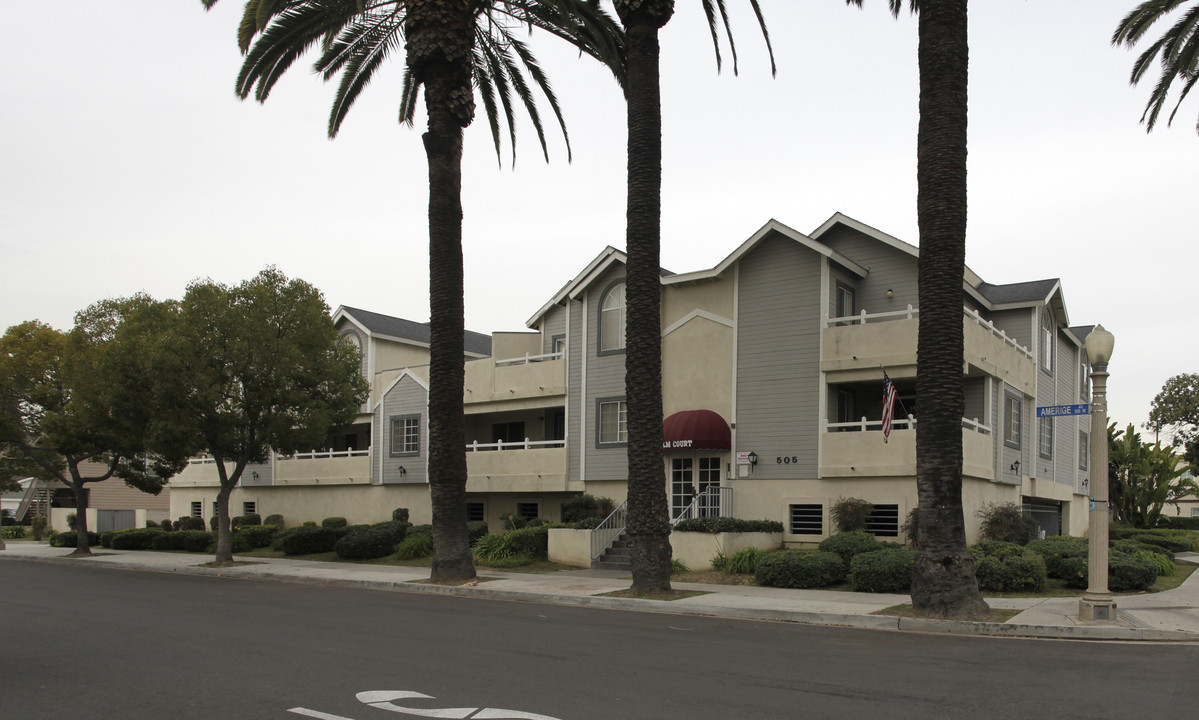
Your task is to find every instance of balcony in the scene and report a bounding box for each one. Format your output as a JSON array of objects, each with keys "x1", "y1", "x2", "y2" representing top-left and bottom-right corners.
[
  {"x1": 821, "y1": 306, "x2": 1034, "y2": 393},
  {"x1": 820, "y1": 417, "x2": 995, "y2": 481},
  {"x1": 171, "y1": 448, "x2": 372, "y2": 488},
  {"x1": 464, "y1": 351, "x2": 566, "y2": 411},
  {"x1": 465, "y1": 439, "x2": 572, "y2": 493}
]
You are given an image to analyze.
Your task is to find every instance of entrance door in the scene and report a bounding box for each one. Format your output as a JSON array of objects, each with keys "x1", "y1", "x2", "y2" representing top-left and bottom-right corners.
[{"x1": 670, "y1": 457, "x2": 722, "y2": 520}]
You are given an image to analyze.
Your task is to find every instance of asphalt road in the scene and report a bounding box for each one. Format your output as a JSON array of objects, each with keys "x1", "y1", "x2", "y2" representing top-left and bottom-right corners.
[{"x1": 4, "y1": 561, "x2": 1198, "y2": 719}]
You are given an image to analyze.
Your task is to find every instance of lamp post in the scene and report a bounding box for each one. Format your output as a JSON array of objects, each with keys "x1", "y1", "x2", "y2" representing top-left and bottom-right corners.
[{"x1": 1080, "y1": 324, "x2": 1116, "y2": 622}]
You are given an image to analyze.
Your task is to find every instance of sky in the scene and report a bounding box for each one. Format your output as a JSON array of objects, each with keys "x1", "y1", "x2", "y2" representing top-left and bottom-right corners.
[{"x1": 2, "y1": 2, "x2": 1196, "y2": 436}]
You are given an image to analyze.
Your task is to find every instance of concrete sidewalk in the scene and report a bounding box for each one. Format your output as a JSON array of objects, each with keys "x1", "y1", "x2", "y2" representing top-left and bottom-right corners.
[{"x1": 4, "y1": 541, "x2": 1198, "y2": 642}]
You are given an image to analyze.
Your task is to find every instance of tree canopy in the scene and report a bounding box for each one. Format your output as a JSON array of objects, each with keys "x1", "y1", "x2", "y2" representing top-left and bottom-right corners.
[
  {"x1": 159, "y1": 267, "x2": 368, "y2": 563},
  {"x1": 1109, "y1": 423, "x2": 1196, "y2": 527},
  {"x1": 1147, "y1": 373, "x2": 1199, "y2": 464}
]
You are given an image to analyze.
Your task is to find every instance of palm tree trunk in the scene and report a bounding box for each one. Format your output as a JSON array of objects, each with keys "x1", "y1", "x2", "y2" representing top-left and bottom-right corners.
[
  {"x1": 617, "y1": 1, "x2": 674, "y2": 594},
  {"x1": 410, "y1": 0, "x2": 477, "y2": 584},
  {"x1": 909, "y1": 0, "x2": 988, "y2": 619}
]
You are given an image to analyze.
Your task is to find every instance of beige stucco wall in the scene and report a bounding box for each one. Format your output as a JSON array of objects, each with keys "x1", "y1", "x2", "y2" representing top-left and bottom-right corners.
[
  {"x1": 662, "y1": 278, "x2": 734, "y2": 419},
  {"x1": 670, "y1": 531, "x2": 783, "y2": 570},
  {"x1": 547, "y1": 528, "x2": 592, "y2": 568}
]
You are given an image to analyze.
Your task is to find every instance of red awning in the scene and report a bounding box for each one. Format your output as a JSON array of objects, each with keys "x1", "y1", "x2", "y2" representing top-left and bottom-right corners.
[{"x1": 662, "y1": 409, "x2": 731, "y2": 451}]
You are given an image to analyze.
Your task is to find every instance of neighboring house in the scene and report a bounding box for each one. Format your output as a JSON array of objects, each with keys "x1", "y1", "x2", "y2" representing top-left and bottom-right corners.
[
  {"x1": 167, "y1": 213, "x2": 1099, "y2": 545},
  {"x1": 4, "y1": 464, "x2": 171, "y2": 532}
]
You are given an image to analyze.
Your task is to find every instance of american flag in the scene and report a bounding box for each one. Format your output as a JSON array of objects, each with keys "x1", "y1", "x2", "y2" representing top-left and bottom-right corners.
[{"x1": 882, "y1": 371, "x2": 898, "y2": 443}]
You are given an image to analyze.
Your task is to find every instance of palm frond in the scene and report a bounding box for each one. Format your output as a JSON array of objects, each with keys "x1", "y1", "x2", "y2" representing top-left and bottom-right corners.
[
  {"x1": 1112, "y1": 0, "x2": 1199, "y2": 134},
  {"x1": 696, "y1": 0, "x2": 775, "y2": 78}
]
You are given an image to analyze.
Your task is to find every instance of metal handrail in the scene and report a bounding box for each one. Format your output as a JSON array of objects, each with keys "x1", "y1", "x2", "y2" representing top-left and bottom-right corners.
[
  {"x1": 590, "y1": 500, "x2": 628, "y2": 560},
  {"x1": 671, "y1": 486, "x2": 733, "y2": 525}
]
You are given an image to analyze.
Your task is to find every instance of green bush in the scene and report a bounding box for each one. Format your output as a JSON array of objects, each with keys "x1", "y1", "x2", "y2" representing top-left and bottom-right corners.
[
  {"x1": 900, "y1": 508, "x2": 919, "y2": 548},
  {"x1": 152, "y1": 532, "x2": 186, "y2": 550},
  {"x1": 1128, "y1": 532, "x2": 1193, "y2": 554},
  {"x1": 723, "y1": 547, "x2": 764, "y2": 574},
  {"x1": 561, "y1": 495, "x2": 614, "y2": 523},
  {"x1": 152, "y1": 530, "x2": 216, "y2": 552},
  {"x1": 831, "y1": 497, "x2": 874, "y2": 533},
  {"x1": 970, "y1": 539, "x2": 1026, "y2": 560},
  {"x1": 467, "y1": 521, "x2": 490, "y2": 546},
  {"x1": 231, "y1": 513, "x2": 261, "y2": 530},
  {"x1": 394, "y1": 533, "x2": 434, "y2": 559},
  {"x1": 850, "y1": 548, "x2": 915, "y2": 593},
  {"x1": 264, "y1": 514, "x2": 285, "y2": 528},
  {"x1": 1026, "y1": 536, "x2": 1089, "y2": 579},
  {"x1": 1112, "y1": 539, "x2": 1173, "y2": 563},
  {"x1": 209, "y1": 516, "x2": 219, "y2": 532},
  {"x1": 302, "y1": 521, "x2": 318, "y2": 528},
  {"x1": 321, "y1": 516, "x2": 348, "y2": 529},
  {"x1": 474, "y1": 526, "x2": 549, "y2": 565},
  {"x1": 1160, "y1": 516, "x2": 1199, "y2": 531},
  {"x1": 974, "y1": 553, "x2": 1047, "y2": 593},
  {"x1": 672, "y1": 517, "x2": 784, "y2": 534},
  {"x1": 234, "y1": 524, "x2": 279, "y2": 549},
  {"x1": 819, "y1": 531, "x2": 882, "y2": 566},
  {"x1": 100, "y1": 530, "x2": 116, "y2": 548},
  {"x1": 109, "y1": 528, "x2": 163, "y2": 550},
  {"x1": 31, "y1": 515, "x2": 48, "y2": 540},
  {"x1": 159, "y1": 519, "x2": 174, "y2": 531},
  {"x1": 66, "y1": 513, "x2": 77, "y2": 530},
  {"x1": 336, "y1": 527, "x2": 399, "y2": 560},
  {"x1": 2, "y1": 526, "x2": 25, "y2": 539},
  {"x1": 369, "y1": 521, "x2": 411, "y2": 546},
  {"x1": 280, "y1": 526, "x2": 339, "y2": 555},
  {"x1": 1059, "y1": 553, "x2": 1161, "y2": 591},
  {"x1": 975, "y1": 501, "x2": 1039, "y2": 545},
  {"x1": 391, "y1": 508, "x2": 410, "y2": 523},
  {"x1": 1129, "y1": 548, "x2": 1174, "y2": 577},
  {"x1": 179, "y1": 516, "x2": 206, "y2": 531},
  {"x1": 754, "y1": 550, "x2": 846, "y2": 589},
  {"x1": 51, "y1": 530, "x2": 100, "y2": 548},
  {"x1": 409, "y1": 524, "x2": 432, "y2": 537}
]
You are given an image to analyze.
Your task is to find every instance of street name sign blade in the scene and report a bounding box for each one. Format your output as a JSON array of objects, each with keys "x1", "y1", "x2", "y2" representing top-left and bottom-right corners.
[{"x1": 1036, "y1": 404, "x2": 1090, "y2": 418}]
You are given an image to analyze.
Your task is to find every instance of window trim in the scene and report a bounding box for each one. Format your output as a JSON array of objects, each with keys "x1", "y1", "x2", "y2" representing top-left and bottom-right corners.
[
  {"x1": 597, "y1": 279, "x2": 627, "y2": 356},
  {"x1": 190, "y1": 501, "x2": 202, "y2": 518},
  {"x1": 389, "y1": 413, "x2": 421, "y2": 457},
  {"x1": 1079, "y1": 430, "x2": 1089, "y2": 471},
  {"x1": 789, "y1": 503, "x2": 823, "y2": 536},
  {"x1": 1004, "y1": 390, "x2": 1023, "y2": 450},
  {"x1": 242, "y1": 501, "x2": 257, "y2": 516},
  {"x1": 1038, "y1": 417, "x2": 1054, "y2": 460},
  {"x1": 1041, "y1": 308, "x2": 1054, "y2": 375},
  {"x1": 835, "y1": 282, "x2": 856, "y2": 319},
  {"x1": 595, "y1": 396, "x2": 628, "y2": 448},
  {"x1": 551, "y1": 334, "x2": 566, "y2": 357}
]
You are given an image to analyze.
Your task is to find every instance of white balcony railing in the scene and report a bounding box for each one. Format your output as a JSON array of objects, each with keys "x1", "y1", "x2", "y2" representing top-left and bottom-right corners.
[
  {"x1": 824, "y1": 416, "x2": 991, "y2": 436},
  {"x1": 825, "y1": 305, "x2": 1032, "y2": 360},
  {"x1": 186, "y1": 447, "x2": 370, "y2": 465},
  {"x1": 494, "y1": 351, "x2": 564, "y2": 367},
  {"x1": 466, "y1": 438, "x2": 565, "y2": 452}
]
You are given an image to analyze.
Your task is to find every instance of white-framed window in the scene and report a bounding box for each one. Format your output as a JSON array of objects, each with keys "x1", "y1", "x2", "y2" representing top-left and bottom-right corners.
[
  {"x1": 390, "y1": 414, "x2": 420, "y2": 456},
  {"x1": 597, "y1": 398, "x2": 627, "y2": 446},
  {"x1": 190, "y1": 501, "x2": 202, "y2": 518},
  {"x1": 1191, "y1": 508, "x2": 1199, "y2": 518},
  {"x1": 599, "y1": 281, "x2": 626, "y2": 353},
  {"x1": 551, "y1": 334, "x2": 566, "y2": 356},
  {"x1": 243, "y1": 501, "x2": 257, "y2": 516},
  {"x1": 1041, "y1": 308, "x2": 1054, "y2": 373},
  {"x1": 1039, "y1": 417, "x2": 1054, "y2": 460},
  {"x1": 1004, "y1": 391, "x2": 1023, "y2": 449},
  {"x1": 789, "y1": 504, "x2": 823, "y2": 535},
  {"x1": 1079, "y1": 431, "x2": 1089, "y2": 470},
  {"x1": 836, "y1": 283, "x2": 856, "y2": 319},
  {"x1": 1079, "y1": 357, "x2": 1090, "y2": 401}
]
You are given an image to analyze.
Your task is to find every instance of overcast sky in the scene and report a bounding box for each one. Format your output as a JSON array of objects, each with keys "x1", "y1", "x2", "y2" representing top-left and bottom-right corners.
[{"x1": 2, "y1": 2, "x2": 1195, "y2": 435}]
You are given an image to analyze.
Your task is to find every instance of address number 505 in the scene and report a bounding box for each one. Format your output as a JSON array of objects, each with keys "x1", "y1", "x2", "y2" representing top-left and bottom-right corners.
[{"x1": 776, "y1": 456, "x2": 798, "y2": 464}]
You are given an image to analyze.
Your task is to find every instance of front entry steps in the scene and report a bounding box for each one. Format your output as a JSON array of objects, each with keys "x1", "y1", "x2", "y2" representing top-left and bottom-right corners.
[{"x1": 593, "y1": 533, "x2": 631, "y2": 571}]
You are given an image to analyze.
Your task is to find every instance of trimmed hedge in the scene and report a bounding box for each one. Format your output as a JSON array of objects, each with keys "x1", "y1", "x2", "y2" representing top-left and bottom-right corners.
[
  {"x1": 974, "y1": 553, "x2": 1047, "y2": 593},
  {"x1": 110, "y1": 528, "x2": 164, "y2": 550},
  {"x1": 234, "y1": 524, "x2": 279, "y2": 549},
  {"x1": 672, "y1": 517, "x2": 784, "y2": 534},
  {"x1": 850, "y1": 548, "x2": 915, "y2": 593},
  {"x1": 970, "y1": 539, "x2": 1026, "y2": 560},
  {"x1": 1060, "y1": 553, "x2": 1161, "y2": 591},
  {"x1": 754, "y1": 550, "x2": 845, "y2": 589},
  {"x1": 1160, "y1": 516, "x2": 1199, "y2": 531},
  {"x1": 179, "y1": 516, "x2": 206, "y2": 532},
  {"x1": 280, "y1": 526, "x2": 339, "y2": 555},
  {"x1": 50, "y1": 530, "x2": 101, "y2": 548},
  {"x1": 392, "y1": 508, "x2": 410, "y2": 523},
  {"x1": 152, "y1": 531, "x2": 215, "y2": 552},
  {"x1": 468, "y1": 521, "x2": 490, "y2": 546},
  {"x1": 232, "y1": 514, "x2": 261, "y2": 530},
  {"x1": 1026, "y1": 536, "x2": 1088, "y2": 579},
  {"x1": 264, "y1": 514, "x2": 285, "y2": 528},
  {"x1": 819, "y1": 531, "x2": 882, "y2": 567},
  {"x1": 321, "y1": 517, "x2": 349, "y2": 529},
  {"x1": 336, "y1": 527, "x2": 399, "y2": 560}
]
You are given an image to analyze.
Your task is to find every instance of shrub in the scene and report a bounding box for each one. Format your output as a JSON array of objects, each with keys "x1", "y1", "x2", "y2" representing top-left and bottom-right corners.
[
  {"x1": 264, "y1": 514, "x2": 285, "y2": 529},
  {"x1": 473, "y1": 526, "x2": 550, "y2": 565},
  {"x1": 235, "y1": 524, "x2": 279, "y2": 549},
  {"x1": 110, "y1": 528, "x2": 163, "y2": 550},
  {"x1": 321, "y1": 516, "x2": 348, "y2": 529},
  {"x1": 209, "y1": 516, "x2": 219, "y2": 532},
  {"x1": 370, "y1": 521, "x2": 411, "y2": 546},
  {"x1": 280, "y1": 526, "x2": 339, "y2": 555},
  {"x1": 391, "y1": 508, "x2": 410, "y2": 523},
  {"x1": 336, "y1": 527, "x2": 399, "y2": 560},
  {"x1": 152, "y1": 532, "x2": 186, "y2": 551},
  {"x1": 2, "y1": 526, "x2": 26, "y2": 539},
  {"x1": 672, "y1": 517, "x2": 784, "y2": 534},
  {"x1": 160, "y1": 519, "x2": 174, "y2": 531},
  {"x1": 66, "y1": 513, "x2": 77, "y2": 530},
  {"x1": 1161, "y1": 516, "x2": 1199, "y2": 531},
  {"x1": 394, "y1": 533, "x2": 434, "y2": 560},
  {"x1": 723, "y1": 547, "x2": 764, "y2": 575},
  {"x1": 671, "y1": 558, "x2": 690, "y2": 574},
  {"x1": 31, "y1": 515, "x2": 48, "y2": 540},
  {"x1": 408, "y1": 524, "x2": 432, "y2": 537},
  {"x1": 467, "y1": 521, "x2": 490, "y2": 546},
  {"x1": 153, "y1": 531, "x2": 216, "y2": 552},
  {"x1": 970, "y1": 539, "x2": 1026, "y2": 560},
  {"x1": 50, "y1": 530, "x2": 101, "y2": 548},
  {"x1": 100, "y1": 531, "x2": 116, "y2": 548},
  {"x1": 831, "y1": 497, "x2": 873, "y2": 533},
  {"x1": 1026, "y1": 536, "x2": 1089, "y2": 579},
  {"x1": 755, "y1": 550, "x2": 846, "y2": 589},
  {"x1": 179, "y1": 516, "x2": 206, "y2": 531},
  {"x1": 974, "y1": 553, "x2": 1047, "y2": 593},
  {"x1": 819, "y1": 531, "x2": 882, "y2": 566},
  {"x1": 850, "y1": 548, "x2": 915, "y2": 593},
  {"x1": 1128, "y1": 532, "x2": 1194, "y2": 554},
  {"x1": 1112, "y1": 539, "x2": 1173, "y2": 563},
  {"x1": 1109, "y1": 553, "x2": 1159, "y2": 591},
  {"x1": 231, "y1": 513, "x2": 261, "y2": 530},
  {"x1": 302, "y1": 521, "x2": 318, "y2": 528},
  {"x1": 561, "y1": 495, "x2": 614, "y2": 523},
  {"x1": 1129, "y1": 548, "x2": 1174, "y2": 577},
  {"x1": 900, "y1": 508, "x2": 919, "y2": 548},
  {"x1": 975, "y1": 502, "x2": 1039, "y2": 545}
]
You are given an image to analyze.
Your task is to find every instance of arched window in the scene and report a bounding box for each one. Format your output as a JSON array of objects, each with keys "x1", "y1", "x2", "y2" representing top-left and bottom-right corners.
[{"x1": 599, "y1": 281, "x2": 626, "y2": 352}]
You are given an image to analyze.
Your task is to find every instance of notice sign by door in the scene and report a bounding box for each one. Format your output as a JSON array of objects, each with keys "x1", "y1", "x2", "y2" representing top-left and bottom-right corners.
[{"x1": 736, "y1": 451, "x2": 753, "y2": 465}]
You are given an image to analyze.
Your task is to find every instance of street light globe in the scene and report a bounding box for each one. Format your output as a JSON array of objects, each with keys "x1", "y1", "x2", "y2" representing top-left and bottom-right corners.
[{"x1": 1085, "y1": 324, "x2": 1114, "y2": 366}]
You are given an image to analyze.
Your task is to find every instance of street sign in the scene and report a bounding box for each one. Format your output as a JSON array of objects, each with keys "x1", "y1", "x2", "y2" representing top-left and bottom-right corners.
[{"x1": 1036, "y1": 404, "x2": 1089, "y2": 418}]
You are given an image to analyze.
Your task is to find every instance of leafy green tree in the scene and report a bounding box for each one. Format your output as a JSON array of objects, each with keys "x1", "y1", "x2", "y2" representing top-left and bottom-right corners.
[
  {"x1": 1112, "y1": 1, "x2": 1199, "y2": 134},
  {"x1": 0, "y1": 299, "x2": 188, "y2": 555},
  {"x1": 1109, "y1": 423, "x2": 1196, "y2": 527},
  {"x1": 203, "y1": 0, "x2": 623, "y2": 583},
  {"x1": 1147, "y1": 373, "x2": 1199, "y2": 464},
  {"x1": 612, "y1": 0, "x2": 773, "y2": 595},
  {"x1": 848, "y1": 0, "x2": 988, "y2": 619},
  {"x1": 160, "y1": 268, "x2": 368, "y2": 564}
]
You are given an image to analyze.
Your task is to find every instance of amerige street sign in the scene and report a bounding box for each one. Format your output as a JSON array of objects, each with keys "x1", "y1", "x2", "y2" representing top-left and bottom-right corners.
[{"x1": 1036, "y1": 404, "x2": 1090, "y2": 418}]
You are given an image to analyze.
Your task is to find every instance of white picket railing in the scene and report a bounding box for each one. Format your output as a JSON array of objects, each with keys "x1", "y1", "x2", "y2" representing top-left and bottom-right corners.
[
  {"x1": 824, "y1": 305, "x2": 1033, "y2": 360},
  {"x1": 494, "y1": 351, "x2": 564, "y2": 367},
  {"x1": 465, "y1": 439, "x2": 565, "y2": 452}
]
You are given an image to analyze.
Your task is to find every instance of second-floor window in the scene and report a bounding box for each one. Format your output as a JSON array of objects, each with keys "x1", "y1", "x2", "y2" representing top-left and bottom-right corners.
[
  {"x1": 391, "y1": 415, "x2": 420, "y2": 456},
  {"x1": 1041, "y1": 309, "x2": 1054, "y2": 374},
  {"x1": 836, "y1": 283, "x2": 856, "y2": 320},
  {"x1": 1079, "y1": 431, "x2": 1089, "y2": 470},
  {"x1": 599, "y1": 281, "x2": 626, "y2": 353},
  {"x1": 597, "y1": 398, "x2": 627, "y2": 446},
  {"x1": 1039, "y1": 417, "x2": 1053, "y2": 459},
  {"x1": 1004, "y1": 392, "x2": 1023, "y2": 449}
]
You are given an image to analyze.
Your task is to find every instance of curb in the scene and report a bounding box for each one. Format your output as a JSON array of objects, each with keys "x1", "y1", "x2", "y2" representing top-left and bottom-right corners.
[{"x1": 4, "y1": 552, "x2": 1197, "y2": 643}]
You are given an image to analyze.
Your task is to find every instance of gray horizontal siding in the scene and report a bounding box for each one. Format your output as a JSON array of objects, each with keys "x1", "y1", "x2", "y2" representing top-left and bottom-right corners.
[
  {"x1": 818, "y1": 225, "x2": 919, "y2": 316},
  {"x1": 381, "y1": 376, "x2": 427, "y2": 484},
  {"x1": 582, "y1": 265, "x2": 628, "y2": 482}
]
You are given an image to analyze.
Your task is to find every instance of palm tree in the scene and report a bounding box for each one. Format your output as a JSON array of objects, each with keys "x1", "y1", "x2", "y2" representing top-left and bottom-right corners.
[
  {"x1": 611, "y1": 0, "x2": 772, "y2": 595},
  {"x1": 202, "y1": 0, "x2": 623, "y2": 583},
  {"x1": 848, "y1": 0, "x2": 988, "y2": 619},
  {"x1": 1112, "y1": 0, "x2": 1199, "y2": 134}
]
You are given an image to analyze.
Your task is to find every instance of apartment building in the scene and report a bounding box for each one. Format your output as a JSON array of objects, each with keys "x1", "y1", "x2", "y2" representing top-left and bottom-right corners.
[{"x1": 168, "y1": 213, "x2": 1098, "y2": 545}]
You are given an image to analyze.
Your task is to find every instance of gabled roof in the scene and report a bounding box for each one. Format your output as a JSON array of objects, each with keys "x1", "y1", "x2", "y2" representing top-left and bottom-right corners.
[
  {"x1": 977, "y1": 279, "x2": 1060, "y2": 306},
  {"x1": 334, "y1": 306, "x2": 492, "y2": 357}
]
